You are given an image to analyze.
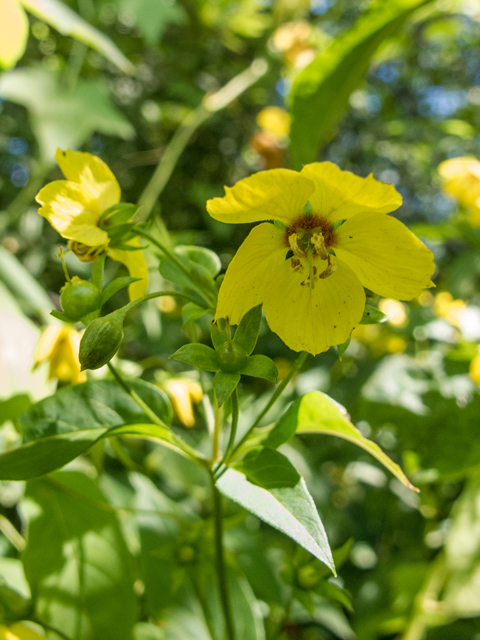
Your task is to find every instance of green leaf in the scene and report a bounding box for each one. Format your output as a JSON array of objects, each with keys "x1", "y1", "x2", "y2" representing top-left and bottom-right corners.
[
  {"x1": 22, "y1": 472, "x2": 136, "y2": 640},
  {"x1": 119, "y1": 0, "x2": 187, "y2": 46},
  {"x1": 359, "y1": 304, "x2": 388, "y2": 325},
  {"x1": 101, "y1": 276, "x2": 141, "y2": 305},
  {"x1": 211, "y1": 320, "x2": 229, "y2": 350},
  {"x1": 0, "y1": 0, "x2": 28, "y2": 70},
  {"x1": 267, "y1": 391, "x2": 417, "y2": 491},
  {"x1": 170, "y1": 343, "x2": 220, "y2": 372},
  {"x1": 20, "y1": 0, "x2": 135, "y2": 74},
  {"x1": 176, "y1": 246, "x2": 222, "y2": 278},
  {"x1": 0, "y1": 394, "x2": 31, "y2": 426},
  {"x1": 235, "y1": 448, "x2": 301, "y2": 489},
  {"x1": 212, "y1": 371, "x2": 240, "y2": 407},
  {"x1": 239, "y1": 355, "x2": 278, "y2": 382},
  {"x1": 0, "y1": 584, "x2": 32, "y2": 624},
  {"x1": 0, "y1": 68, "x2": 135, "y2": 162},
  {"x1": 289, "y1": 0, "x2": 433, "y2": 168},
  {"x1": 234, "y1": 304, "x2": 263, "y2": 355},
  {"x1": 19, "y1": 378, "x2": 172, "y2": 441},
  {"x1": 217, "y1": 468, "x2": 334, "y2": 572},
  {"x1": 181, "y1": 302, "x2": 208, "y2": 326},
  {"x1": 337, "y1": 336, "x2": 351, "y2": 360}
]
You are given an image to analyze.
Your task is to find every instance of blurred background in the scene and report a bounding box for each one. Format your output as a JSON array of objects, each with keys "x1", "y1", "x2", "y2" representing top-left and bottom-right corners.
[{"x1": 1, "y1": 0, "x2": 480, "y2": 638}]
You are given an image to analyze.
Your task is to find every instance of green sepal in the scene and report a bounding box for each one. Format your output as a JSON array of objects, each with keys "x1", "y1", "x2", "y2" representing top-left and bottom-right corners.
[
  {"x1": 99, "y1": 203, "x2": 139, "y2": 227},
  {"x1": 234, "y1": 447, "x2": 301, "y2": 489},
  {"x1": 337, "y1": 336, "x2": 351, "y2": 360},
  {"x1": 274, "y1": 219, "x2": 287, "y2": 231},
  {"x1": 105, "y1": 223, "x2": 138, "y2": 243},
  {"x1": 239, "y1": 354, "x2": 278, "y2": 382},
  {"x1": 91, "y1": 253, "x2": 107, "y2": 290},
  {"x1": 170, "y1": 343, "x2": 220, "y2": 372},
  {"x1": 211, "y1": 320, "x2": 230, "y2": 350},
  {"x1": 50, "y1": 310, "x2": 76, "y2": 323},
  {"x1": 233, "y1": 304, "x2": 262, "y2": 355},
  {"x1": 212, "y1": 371, "x2": 240, "y2": 407},
  {"x1": 101, "y1": 277, "x2": 141, "y2": 306},
  {"x1": 359, "y1": 304, "x2": 388, "y2": 325}
]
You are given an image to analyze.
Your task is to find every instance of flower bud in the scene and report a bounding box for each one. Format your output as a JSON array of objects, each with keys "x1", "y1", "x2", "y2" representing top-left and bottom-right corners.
[
  {"x1": 60, "y1": 278, "x2": 102, "y2": 321},
  {"x1": 217, "y1": 341, "x2": 248, "y2": 373},
  {"x1": 79, "y1": 310, "x2": 125, "y2": 370}
]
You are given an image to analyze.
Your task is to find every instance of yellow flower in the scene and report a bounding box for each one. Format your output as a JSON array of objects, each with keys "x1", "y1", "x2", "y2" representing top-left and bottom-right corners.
[
  {"x1": 36, "y1": 149, "x2": 148, "y2": 300},
  {"x1": 33, "y1": 324, "x2": 86, "y2": 384},
  {"x1": 160, "y1": 378, "x2": 203, "y2": 427},
  {"x1": 470, "y1": 350, "x2": 480, "y2": 386},
  {"x1": 256, "y1": 107, "x2": 290, "y2": 139},
  {"x1": 438, "y1": 156, "x2": 480, "y2": 226},
  {"x1": 207, "y1": 163, "x2": 435, "y2": 355},
  {"x1": 0, "y1": 623, "x2": 45, "y2": 640}
]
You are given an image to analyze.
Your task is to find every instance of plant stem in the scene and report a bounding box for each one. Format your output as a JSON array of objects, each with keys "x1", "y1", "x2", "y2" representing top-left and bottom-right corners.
[
  {"x1": 33, "y1": 618, "x2": 73, "y2": 640},
  {"x1": 222, "y1": 388, "x2": 239, "y2": 463},
  {"x1": 136, "y1": 58, "x2": 268, "y2": 222},
  {"x1": 210, "y1": 473, "x2": 236, "y2": 640},
  {"x1": 218, "y1": 351, "x2": 308, "y2": 473}
]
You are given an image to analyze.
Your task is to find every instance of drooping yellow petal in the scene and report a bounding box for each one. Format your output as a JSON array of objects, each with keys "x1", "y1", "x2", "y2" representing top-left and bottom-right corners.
[
  {"x1": 107, "y1": 237, "x2": 148, "y2": 300},
  {"x1": 334, "y1": 212, "x2": 435, "y2": 300},
  {"x1": 36, "y1": 180, "x2": 109, "y2": 246},
  {"x1": 55, "y1": 149, "x2": 121, "y2": 212},
  {"x1": 301, "y1": 162, "x2": 402, "y2": 223},
  {"x1": 207, "y1": 169, "x2": 314, "y2": 225},
  {"x1": 438, "y1": 156, "x2": 480, "y2": 210},
  {"x1": 216, "y1": 223, "x2": 286, "y2": 324},
  {"x1": 262, "y1": 257, "x2": 365, "y2": 355},
  {"x1": 0, "y1": 0, "x2": 28, "y2": 70}
]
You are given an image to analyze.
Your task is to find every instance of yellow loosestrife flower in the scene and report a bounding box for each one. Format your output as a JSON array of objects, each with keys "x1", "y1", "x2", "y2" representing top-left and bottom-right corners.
[
  {"x1": 33, "y1": 324, "x2": 86, "y2": 384},
  {"x1": 207, "y1": 162, "x2": 435, "y2": 355},
  {"x1": 36, "y1": 149, "x2": 148, "y2": 300},
  {"x1": 438, "y1": 156, "x2": 480, "y2": 226}
]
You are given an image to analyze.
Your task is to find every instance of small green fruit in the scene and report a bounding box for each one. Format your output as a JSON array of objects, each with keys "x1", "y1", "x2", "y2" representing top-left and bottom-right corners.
[
  {"x1": 60, "y1": 278, "x2": 102, "y2": 321},
  {"x1": 217, "y1": 342, "x2": 248, "y2": 373},
  {"x1": 79, "y1": 310, "x2": 125, "y2": 370}
]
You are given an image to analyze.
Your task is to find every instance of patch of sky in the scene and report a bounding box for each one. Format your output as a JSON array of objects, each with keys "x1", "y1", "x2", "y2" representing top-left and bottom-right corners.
[
  {"x1": 374, "y1": 63, "x2": 399, "y2": 84},
  {"x1": 310, "y1": 0, "x2": 335, "y2": 16},
  {"x1": 417, "y1": 86, "x2": 467, "y2": 118},
  {"x1": 7, "y1": 137, "x2": 28, "y2": 155},
  {"x1": 11, "y1": 163, "x2": 29, "y2": 188}
]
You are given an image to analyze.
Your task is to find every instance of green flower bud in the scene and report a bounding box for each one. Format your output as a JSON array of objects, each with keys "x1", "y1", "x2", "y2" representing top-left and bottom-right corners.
[
  {"x1": 217, "y1": 341, "x2": 248, "y2": 373},
  {"x1": 60, "y1": 278, "x2": 102, "y2": 321},
  {"x1": 296, "y1": 564, "x2": 320, "y2": 590},
  {"x1": 79, "y1": 309, "x2": 125, "y2": 370}
]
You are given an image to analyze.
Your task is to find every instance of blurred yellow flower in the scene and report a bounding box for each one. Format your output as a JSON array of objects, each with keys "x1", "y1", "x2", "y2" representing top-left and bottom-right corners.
[
  {"x1": 161, "y1": 378, "x2": 203, "y2": 427},
  {"x1": 207, "y1": 162, "x2": 435, "y2": 355},
  {"x1": 36, "y1": 149, "x2": 148, "y2": 300},
  {"x1": 34, "y1": 324, "x2": 86, "y2": 384},
  {"x1": 378, "y1": 298, "x2": 408, "y2": 328},
  {"x1": 0, "y1": 622, "x2": 45, "y2": 640},
  {"x1": 438, "y1": 156, "x2": 480, "y2": 226},
  {"x1": 434, "y1": 291, "x2": 467, "y2": 328},
  {"x1": 270, "y1": 20, "x2": 316, "y2": 68},
  {"x1": 469, "y1": 350, "x2": 480, "y2": 386},
  {"x1": 256, "y1": 107, "x2": 290, "y2": 139},
  {"x1": 0, "y1": 0, "x2": 28, "y2": 69}
]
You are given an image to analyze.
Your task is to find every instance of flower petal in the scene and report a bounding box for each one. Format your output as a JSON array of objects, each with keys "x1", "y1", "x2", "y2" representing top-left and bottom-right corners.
[
  {"x1": 262, "y1": 257, "x2": 365, "y2": 355},
  {"x1": 55, "y1": 149, "x2": 121, "y2": 212},
  {"x1": 438, "y1": 156, "x2": 480, "y2": 209},
  {"x1": 334, "y1": 212, "x2": 435, "y2": 300},
  {"x1": 207, "y1": 169, "x2": 314, "y2": 224},
  {"x1": 36, "y1": 180, "x2": 109, "y2": 246},
  {"x1": 107, "y1": 237, "x2": 148, "y2": 300},
  {"x1": 216, "y1": 223, "x2": 286, "y2": 324},
  {"x1": 301, "y1": 162, "x2": 402, "y2": 223}
]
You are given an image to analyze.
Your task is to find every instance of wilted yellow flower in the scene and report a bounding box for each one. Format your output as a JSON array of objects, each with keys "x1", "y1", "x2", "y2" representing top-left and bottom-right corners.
[
  {"x1": 34, "y1": 324, "x2": 86, "y2": 384},
  {"x1": 161, "y1": 378, "x2": 203, "y2": 427},
  {"x1": 0, "y1": 622, "x2": 45, "y2": 640},
  {"x1": 438, "y1": 156, "x2": 480, "y2": 226},
  {"x1": 36, "y1": 150, "x2": 148, "y2": 300},
  {"x1": 207, "y1": 162, "x2": 435, "y2": 355}
]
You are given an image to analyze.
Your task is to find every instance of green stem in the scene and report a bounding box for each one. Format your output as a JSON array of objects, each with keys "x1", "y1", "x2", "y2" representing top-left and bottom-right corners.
[
  {"x1": 217, "y1": 352, "x2": 308, "y2": 473},
  {"x1": 121, "y1": 289, "x2": 211, "y2": 315},
  {"x1": 136, "y1": 58, "x2": 268, "y2": 222},
  {"x1": 211, "y1": 397, "x2": 223, "y2": 463},
  {"x1": 222, "y1": 388, "x2": 239, "y2": 463},
  {"x1": 33, "y1": 618, "x2": 72, "y2": 640},
  {"x1": 210, "y1": 473, "x2": 236, "y2": 640},
  {"x1": 136, "y1": 228, "x2": 216, "y2": 308},
  {"x1": 107, "y1": 362, "x2": 209, "y2": 469}
]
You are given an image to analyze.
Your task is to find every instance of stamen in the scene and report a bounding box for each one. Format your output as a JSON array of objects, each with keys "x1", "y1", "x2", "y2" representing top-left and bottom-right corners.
[
  {"x1": 319, "y1": 255, "x2": 337, "y2": 279},
  {"x1": 288, "y1": 233, "x2": 306, "y2": 258},
  {"x1": 311, "y1": 232, "x2": 328, "y2": 260},
  {"x1": 307, "y1": 250, "x2": 315, "y2": 290}
]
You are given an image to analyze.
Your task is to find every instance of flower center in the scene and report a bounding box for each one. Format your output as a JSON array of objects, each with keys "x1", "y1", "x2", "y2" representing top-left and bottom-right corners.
[
  {"x1": 68, "y1": 240, "x2": 107, "y2": 263},
  {"x1": 284, "y1": 214, "x2": 337, "y2": 289}
]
